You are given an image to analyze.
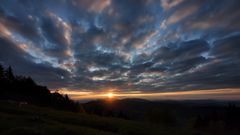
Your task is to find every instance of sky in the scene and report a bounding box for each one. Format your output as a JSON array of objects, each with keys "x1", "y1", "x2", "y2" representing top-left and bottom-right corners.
[{"x1": 0, "y1": 0, "x2": 240, "y2": 100}]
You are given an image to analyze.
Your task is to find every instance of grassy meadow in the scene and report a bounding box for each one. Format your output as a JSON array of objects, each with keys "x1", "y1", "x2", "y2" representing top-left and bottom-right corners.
[{"x1": 0, "y1": 101, "x2": 199, "y2": 135}]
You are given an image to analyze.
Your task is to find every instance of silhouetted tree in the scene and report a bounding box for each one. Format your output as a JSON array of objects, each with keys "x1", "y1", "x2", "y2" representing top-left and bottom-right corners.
[
  {"x1": 0, "y1": 65, "x2": 80, "y2": 112},
  {"x1": 65, "y1": 94, "x2": 70, "y2": 101},
  {"x1": 5, "y1": 66, "x2": 15, "y2": 81},
  {"x1": 0, "y1": 64, "x2": 4, "y2": 79},
  {"x1": 225, "y1": 103, "x2": 240, "y2": 129}
]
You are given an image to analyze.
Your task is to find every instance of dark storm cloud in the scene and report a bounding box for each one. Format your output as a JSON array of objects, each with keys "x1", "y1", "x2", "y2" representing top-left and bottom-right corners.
[
  {"x1": 0, "y1": 0, "x2": 240, "y2": 93},
  {"x1": 0, "y1": 6, "x2": 40, "y2": 41},
  {"x1": 164, "y1": 0, "x2": 240, "y2": 41},
  {"x1": 0, "y1": 37, "x2": 71, "y2": 89},
  {"x1": 147, "y1": 34, "x2": 240, "y2": 91},
  {"x1": 153, "y1": 40, "x2": 209, "y2": 62},
  {"x1": 211, "y1": 34, "x2": 240, "y2": 59}
]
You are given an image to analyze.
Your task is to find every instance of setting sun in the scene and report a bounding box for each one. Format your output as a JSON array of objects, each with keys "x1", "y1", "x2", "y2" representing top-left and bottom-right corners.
[{"x1": 107, "y1": 93, "x2": 113, "y2": 98}]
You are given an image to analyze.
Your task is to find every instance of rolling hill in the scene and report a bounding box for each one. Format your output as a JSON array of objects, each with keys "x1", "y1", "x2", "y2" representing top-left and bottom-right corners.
[{"x1": 0, "y1": 101, "x2": 198, "y2": 135}]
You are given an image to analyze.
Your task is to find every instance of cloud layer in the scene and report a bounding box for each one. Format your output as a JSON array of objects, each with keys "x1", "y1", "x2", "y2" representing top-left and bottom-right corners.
[{"x1": 0, "y1": 0, "x2": 240, "y2": 93}]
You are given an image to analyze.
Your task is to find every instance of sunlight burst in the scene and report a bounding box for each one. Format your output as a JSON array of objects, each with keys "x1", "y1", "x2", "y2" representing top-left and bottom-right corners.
[{"x1": 107, "y1": 93, "x2": 113, "y2": 98}]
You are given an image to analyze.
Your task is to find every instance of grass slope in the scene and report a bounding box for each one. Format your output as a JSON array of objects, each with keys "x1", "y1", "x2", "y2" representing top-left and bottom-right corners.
[{"x1": 0, "y1": 101, "x2": 197, "y2": 135}]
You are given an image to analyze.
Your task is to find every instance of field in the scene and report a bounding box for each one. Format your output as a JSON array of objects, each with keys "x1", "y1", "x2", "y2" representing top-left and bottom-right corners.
[{"x1": 0, "y1": 101, "x2": 199, "y2": 135}]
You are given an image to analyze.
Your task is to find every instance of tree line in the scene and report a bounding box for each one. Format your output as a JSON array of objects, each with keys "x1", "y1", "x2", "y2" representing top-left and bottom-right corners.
[{"x1": 0, "y1": 64, "x2": 80, "y2": 112}]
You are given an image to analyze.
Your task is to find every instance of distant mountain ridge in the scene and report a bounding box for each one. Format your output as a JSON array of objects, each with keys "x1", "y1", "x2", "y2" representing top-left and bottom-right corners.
[{"x1": 82, "y1": 98, "x2": 240, "y2": 128}]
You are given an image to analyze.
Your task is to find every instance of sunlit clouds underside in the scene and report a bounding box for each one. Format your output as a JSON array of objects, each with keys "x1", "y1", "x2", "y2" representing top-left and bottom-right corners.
[
  {"x1": 56, "y1": 88, "x2": 240, "y2": 101},
  {"x1": 1, "y1": 0, "x2": 240, "y2": 100}
]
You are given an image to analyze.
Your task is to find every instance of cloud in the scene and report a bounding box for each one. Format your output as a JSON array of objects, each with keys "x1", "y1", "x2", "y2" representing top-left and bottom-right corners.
[
  {"x1": 180, "y1": 0, "x2": 240, "y2": 39},
  {"x1": 155, "y1": 34, "x2": 240, "y2": 91},
  {"x1": 0, "y1": 0, "x2": 239, "y2": 94},
  {"x1": 190, "y1": 1, "x2": 240, "y2": 30},
  {"x1": 72, "y1": 0, "x2": 111, "y2": 13},
  {"x1": 211, "y1": 33, "x2": 240, "y2": 59},
  {"x1": 0, "y1": 37, "x2": 71, "y2": 88},
  {"x1": 160, "y1": 0, "x2": 185, "y2": 10},
  {"x1": 153, "y1": 39, "x2": 209, "y2": 63},
  {"x1": 0, "y1": 22, "x2": 12, "y2": 38},
  {"x1": 166, "y1": 4, "x2": 198, "y2": 25},
  {"x1": 0, "y1": 7, "x2": 40, "y2": 41}
]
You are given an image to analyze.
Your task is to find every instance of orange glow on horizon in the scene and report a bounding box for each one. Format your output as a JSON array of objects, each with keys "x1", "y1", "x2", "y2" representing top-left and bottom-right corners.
[
  {"x1": 52, "y1": 88, "x2": 240, "y2": 101},
  {"x1": 107, "y1": 93, "x2": 113, "y2": 98}
]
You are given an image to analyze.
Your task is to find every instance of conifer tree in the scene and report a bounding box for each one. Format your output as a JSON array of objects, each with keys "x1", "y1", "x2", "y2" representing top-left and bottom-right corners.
[
  {"x1": 5, "y1": 66, "x2": 15, "y2": 81},
  {"x1": 0, "y1": 64, "x2": 4, "y2": 79}
]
